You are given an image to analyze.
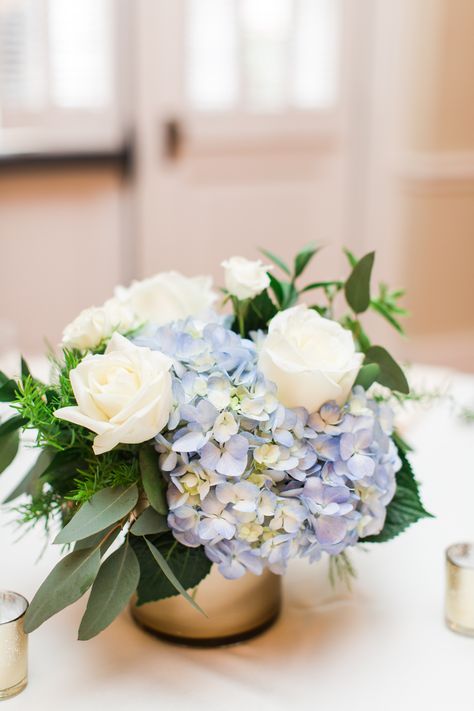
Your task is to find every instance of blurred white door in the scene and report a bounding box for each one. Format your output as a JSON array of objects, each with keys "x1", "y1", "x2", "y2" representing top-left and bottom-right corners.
[{"x1": 133, "y1": 0, "x2": 373, "y2": 283}]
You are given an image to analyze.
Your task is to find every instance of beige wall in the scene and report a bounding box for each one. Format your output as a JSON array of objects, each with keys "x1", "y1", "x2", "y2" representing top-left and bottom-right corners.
[
  {"x1": 0, "y1": 168, "x2": 124, "y2": 354},
  {"x1": 390, "y1": 0, "x2": 474, "y2": 370}
]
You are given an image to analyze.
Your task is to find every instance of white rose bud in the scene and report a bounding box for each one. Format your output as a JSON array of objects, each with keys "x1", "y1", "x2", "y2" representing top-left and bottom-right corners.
[
  {"x1": 54, "y1": 333, "x2": 173, "y2": 455},
  {"x1": 222, "y1": 256, "x2": 271, "y2": 300},
  {"x1": 62, "y1": 298, "x2": 137, "y2": 351},
  {"x1": 116, "y1": 271, "x2": 216, "y2": 326},
  {"x1": 258, "y1": 305, "x2": 363, "y2": 413}
]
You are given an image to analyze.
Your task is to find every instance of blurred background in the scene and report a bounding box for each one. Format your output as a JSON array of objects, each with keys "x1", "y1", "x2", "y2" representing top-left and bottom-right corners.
[{"x1": 0, "y1": 0, "x2": 473, "y2": 370}]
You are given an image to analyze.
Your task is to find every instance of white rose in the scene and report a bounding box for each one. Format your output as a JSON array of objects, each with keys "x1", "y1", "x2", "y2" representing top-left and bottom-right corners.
[
  {"x1": 116, "y1": 271, "x2": 216, "y2": 326},
  {"x1": 258, "y1": 305, "x2": 363, "y2": 413},
  {"x1": 62, "y1": 298, "x2": 138, "y2": 351},
  {"x1": 222, "y1": 256, "x2": 271, "y2": 300},
  {"x1": 54, "y1": 333, "x2": 173, "y2": 455}
]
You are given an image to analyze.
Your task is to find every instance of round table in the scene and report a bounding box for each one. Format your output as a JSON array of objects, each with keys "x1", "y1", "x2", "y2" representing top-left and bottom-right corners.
[{"x1": 1, "y1": 365, "x2": 473, "y2": 711}]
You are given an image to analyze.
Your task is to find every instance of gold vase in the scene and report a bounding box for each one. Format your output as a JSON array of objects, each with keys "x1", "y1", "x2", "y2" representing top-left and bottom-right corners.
[{"x1": 130, "y1": 565, "x2": 282, "y2": 647}]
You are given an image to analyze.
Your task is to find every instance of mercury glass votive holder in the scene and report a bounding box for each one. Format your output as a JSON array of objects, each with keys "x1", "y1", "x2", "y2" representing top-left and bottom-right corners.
[
  {"x1": 445, "y1": 543, "x2": 474, "y2": 637},
  {"x1": 0, "y1": 591, "x2": 29, "y2": 700}
]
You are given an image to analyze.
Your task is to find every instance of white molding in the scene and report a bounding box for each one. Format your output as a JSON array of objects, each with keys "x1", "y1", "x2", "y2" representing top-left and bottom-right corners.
[{"x1": 397, "y1": 151, "x2": 474, "y2": 185}]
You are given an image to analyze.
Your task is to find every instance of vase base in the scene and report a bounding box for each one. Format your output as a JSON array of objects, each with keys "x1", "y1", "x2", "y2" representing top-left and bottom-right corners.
[
  {"x1": 0, "y1": 677, "x2": 27, "y2": 701},
  {"x1": 131, "y1": 607, "x2": 280, "y2": 649}
]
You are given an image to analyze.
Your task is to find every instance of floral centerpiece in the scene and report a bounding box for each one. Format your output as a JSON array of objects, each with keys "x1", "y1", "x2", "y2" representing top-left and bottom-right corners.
[{"x1": 0, "y1": 246, "x2": 431, "y2": 641}]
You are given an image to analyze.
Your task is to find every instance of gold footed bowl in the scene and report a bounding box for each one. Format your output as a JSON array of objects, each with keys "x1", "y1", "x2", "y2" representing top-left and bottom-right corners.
[{"x1": 130, "y1": 565, "x2": 282, "y2": 647}]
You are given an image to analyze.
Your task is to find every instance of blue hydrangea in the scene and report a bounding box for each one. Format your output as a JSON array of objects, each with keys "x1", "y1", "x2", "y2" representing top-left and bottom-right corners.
[{"x1": 135, "y1": 318, "x2": 401, "y2": 579}]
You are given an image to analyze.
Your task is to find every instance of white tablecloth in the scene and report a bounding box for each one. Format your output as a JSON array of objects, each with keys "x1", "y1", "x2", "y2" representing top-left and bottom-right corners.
[{"x1": 1, "y1": 366, "x2": 473, "y2": 711}]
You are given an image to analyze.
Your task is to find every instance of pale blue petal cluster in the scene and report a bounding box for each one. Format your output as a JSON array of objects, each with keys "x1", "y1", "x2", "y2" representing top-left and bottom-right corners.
[{"x1": 135, "y1": 319, "x2": 400, "y2": 579}]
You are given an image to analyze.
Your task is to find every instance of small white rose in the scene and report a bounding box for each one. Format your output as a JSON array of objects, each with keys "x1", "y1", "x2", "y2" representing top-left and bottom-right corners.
[
  {"x1": 62, "y1": 298, "x2": 138, "y2": 351},
  {"x1": 258, "y1": 305, "x2": 363, "y2": 413},
  {"x1": 54, "y1": 333, "x2": 173, "y2": 455},
  {"x1": 116, "y1": 271, "x2": 217, "y2": 326},
  {"x1": 222, "y1": 256, "x2": 271, "y2": 300}
]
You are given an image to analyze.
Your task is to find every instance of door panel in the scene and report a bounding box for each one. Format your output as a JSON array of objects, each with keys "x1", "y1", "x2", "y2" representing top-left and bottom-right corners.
[{"x1": 133, "y1": 0, "x2": 365, "y2": 284}]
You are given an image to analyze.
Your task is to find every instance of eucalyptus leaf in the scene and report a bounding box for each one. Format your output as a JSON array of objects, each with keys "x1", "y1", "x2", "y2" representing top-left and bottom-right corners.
[
  {"x1": 259, "y1": 248, "x2": 291, "y2": 276},
  {"x1": 131, "y1": 506, "x2": 169, "y2": 536},
  {"x1": 54, "y1": 484, "x2": 139, "y2": 545},
  {"x1": 24, "y1": 547, "x2": 101, "y2": 633},
  {"x1": 345, "y1": 251, "x2": 375, "y2": 313},
  {"x1": 144, "y1": 538, "x2": 206, "y2": 615},
  {"x1": 74, "y1": 524, "x2": 120, "y2": 553},
  {"x1": 0, "y1": 430, "x2": 19, "y2": 475},
  {"x1": 78, "y1": 541, "x2": 140, "y2": 640},
  {"x1": 3, "y1": 448, "x2": 52, "y2": 503},
  {"x1": 140, "y1": 447, "x2": 167, "y2": 515},
  {"x1": 354, "y1": 363, "x2": 380, "y2": 390},
  {"x1": 293, "y1": 243, "x2": 319, "y2": 278},
  {"x1": 364, "y1": 346, "x2": 410, "y2": 394}
]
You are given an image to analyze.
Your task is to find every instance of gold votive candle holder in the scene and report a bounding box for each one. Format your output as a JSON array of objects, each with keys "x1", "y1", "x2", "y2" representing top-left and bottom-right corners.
[
  {"x1": 0, "y1": 591, "x2": 29, "y2": 700},
  {"x1": 445, "y1": 543, "x2": 474, "y2": 637}
]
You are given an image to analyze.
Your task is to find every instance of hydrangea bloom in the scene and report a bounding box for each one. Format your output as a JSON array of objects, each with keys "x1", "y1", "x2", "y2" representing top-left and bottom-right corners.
[{"x1": 135, "y1": 318, "x2": 401, "y2": 580}]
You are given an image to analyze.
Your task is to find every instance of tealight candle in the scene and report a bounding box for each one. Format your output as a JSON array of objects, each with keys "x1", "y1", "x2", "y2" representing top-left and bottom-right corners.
[
  {"x1": 445, "y1": 543, "x2": 474, "y2": 636},
  {"x1": 0, "y1": 591, "x2": 29, "y2": 699}
]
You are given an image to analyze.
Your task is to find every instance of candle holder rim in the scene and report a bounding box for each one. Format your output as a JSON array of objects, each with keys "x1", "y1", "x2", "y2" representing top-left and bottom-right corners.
[
  {"x1": 0, "y1": 590, "x2": 29, "y2": 626},
  {"x1": 446, "y1": 542, "x2": 474, "y2": 568}
]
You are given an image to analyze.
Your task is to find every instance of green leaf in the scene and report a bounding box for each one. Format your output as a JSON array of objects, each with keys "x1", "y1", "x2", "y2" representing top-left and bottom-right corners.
[
  {"x1": 343, "y1": 247, "x2": 358, "y2": 268},
  {"x1": 364, "y1": 449, "x2": 433, "y2": 543},
  {"x1": 0, "y1": 372, "x2": 17, "y2": 402},
  {"x1": 300, "y1": 280, "x2": 343, "y2": 293},
  {"x1": 354, "y1": 363, "x2": 380, "y2": 390},
  {"x1": 21, "y1": 357, "x2": 31, "y2": 380},
  {"x1": 364, "y1": 345, "x2": 410, "y2": 394},
  {"x1": 268, "y1": 273, "x2": 285, "y2": 307},
  {"x1": 0, "y1": 430, "x2": 19, "y2": 474},
  {"x1": 243, "y1": 289, "x2": 278, "y2": 333},
  {"x1": 140, "y1": 447, "x2": 167, "y2": 515},
  {"x1": 345, "y1": 251, "x2": 375, "y2": 313},
  {"x1": 309, "y1": 304, "x2": 329, "y2": 317},
  {"x1": 144, "y1": 538, "x2": 206, "y2": 615},
  {"x1": 54, "y1": 484, "x2": 139, "y2": 545},
  {"x1": 342, "y1": 316, "x2": 371, "y2": 353},
  {"x1": 131, "y1": 506, "x2": 169, "y2": 536},
  {"x1": 74, "y1": 525, "x2": 120, "y2": 553},
  {"x1": 40, "y1": 449, "x2": 85, "y2": 494},
  {"x1": 280, "y1": 281, "x2": 298, "y2": 309},
  {"x1": 3, "y1": 448, "x2": 53, "y2": 503},
  {"x1": 392, "y1": 431, "x2": 413, "y2": 454},
  {"x1": 0, "y1": 415, "x2": 27, "y2": 437},
  {"x1": 131, "y1": 533, "x2": 212, "y2": 606},
  {"x1": 293, "y1": 242, "x2": 320, "y2": 278},
  {"x1": 24, "y1": 546, "x2": 101, "y2": 633},
  {"x1": 260, "y1": 248, "x2": 291, "y2": 276},
  {"x1": 370, "y1": 300, "x2": 405, "y2": 335},
  {"x1": 78, "y1": 541, "x2": 140, "y2": 640}
]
